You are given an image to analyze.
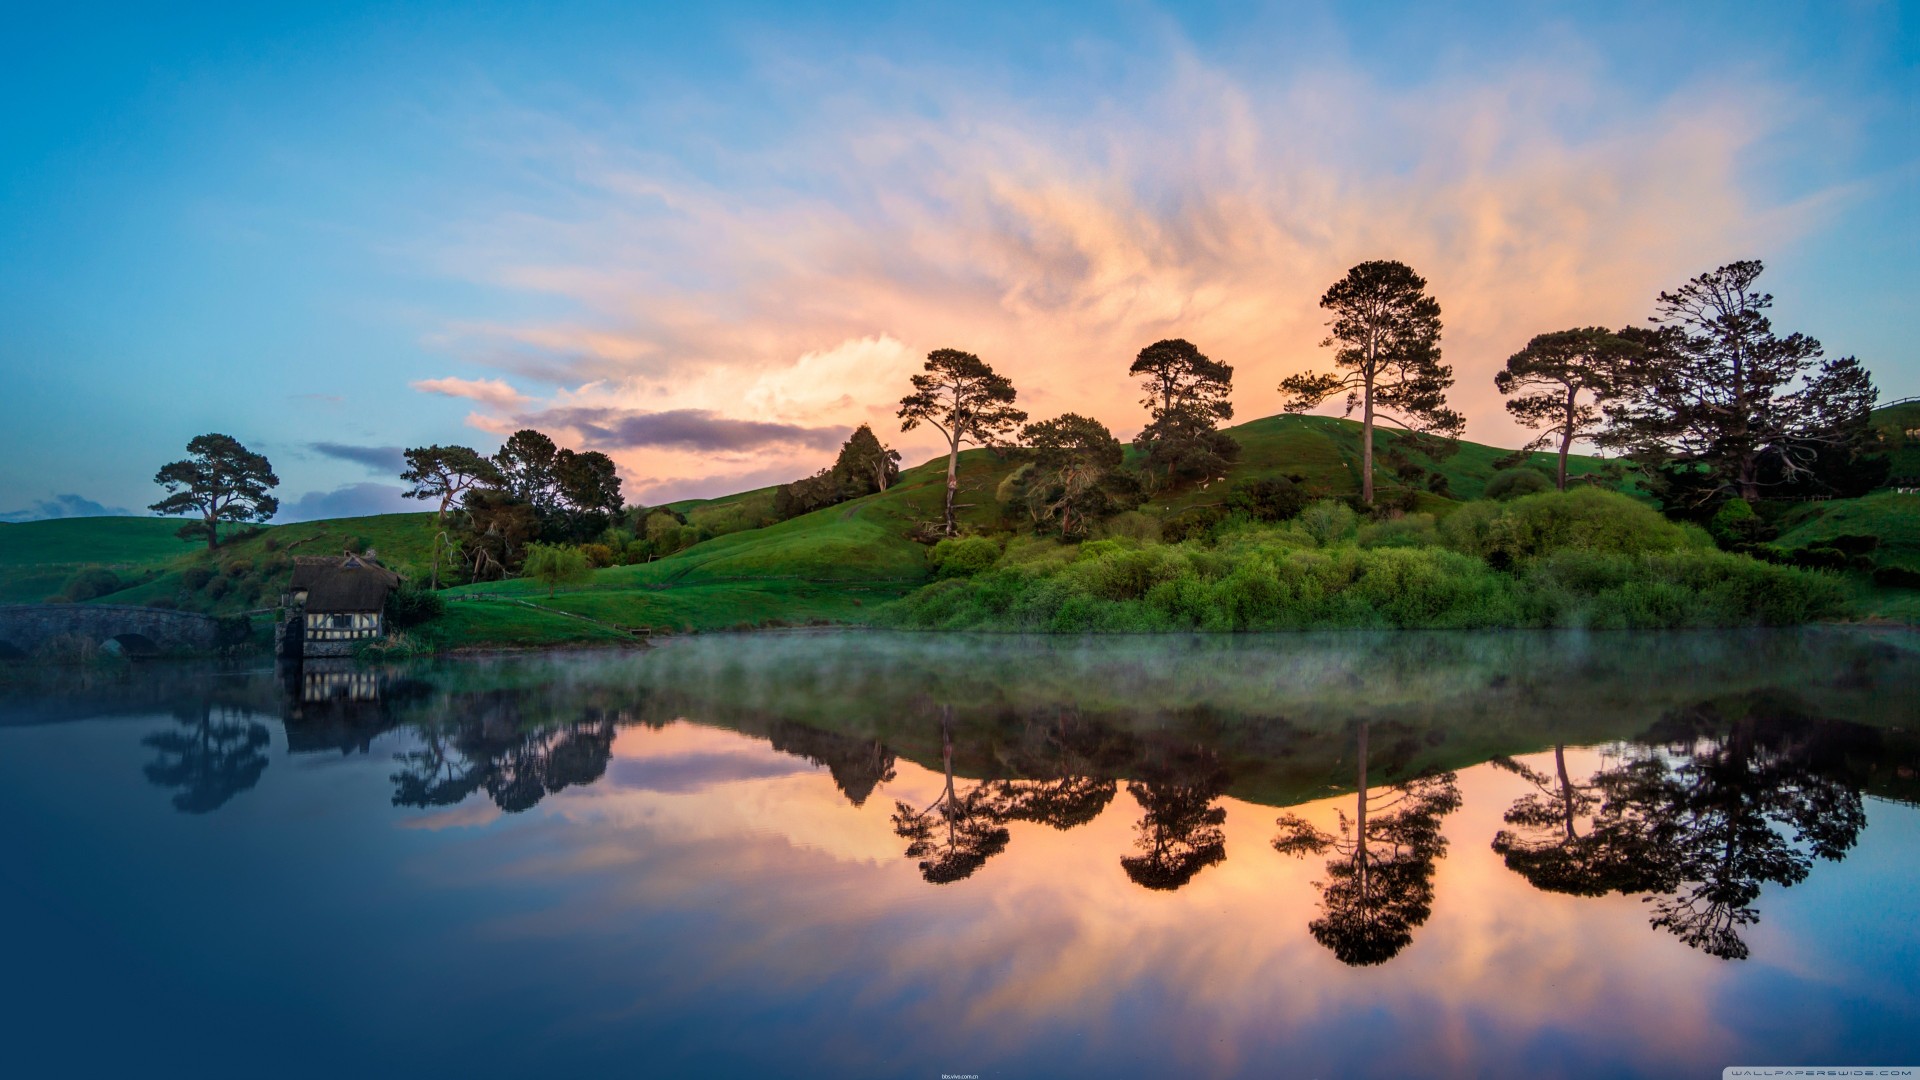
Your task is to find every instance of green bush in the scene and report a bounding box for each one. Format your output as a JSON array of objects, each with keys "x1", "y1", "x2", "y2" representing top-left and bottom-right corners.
[
  {"x1": 929, "y1": 536, "x2": 1001, "y2": 578},
  {"x1": 59, "y1": 567, "x2": 123, "y2": 602},
  {"x1": 1441, "y1": 487, "x2": 1697, "y2": 566},
  {"x1": 181, "y1": 566, "x2": 216, "y2": 591},
  {"x1": 1709, "y1": 498, "x2": 1772, "y2": 549},
  {"x1": 1358, "y1": 513, "x2": 1438, "y2": 549},
  {"x1": 1484, "y1": 468, "x2": 1553, "y2": 501},
  {"x1": 1225, "y1": 477, "x2": 1309, "y2": 522},
  {"x1": 1297, "y1": 500, "x2": 1358, "y2": 547},
  {"x1": 386, "y1": 586, "x2": 446, "y2": 628}
]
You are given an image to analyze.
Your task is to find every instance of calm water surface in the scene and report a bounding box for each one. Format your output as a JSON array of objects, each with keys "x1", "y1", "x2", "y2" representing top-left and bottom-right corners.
[{"x1": 3, "y1": 629, "x2": 1918, "y2": 1079}]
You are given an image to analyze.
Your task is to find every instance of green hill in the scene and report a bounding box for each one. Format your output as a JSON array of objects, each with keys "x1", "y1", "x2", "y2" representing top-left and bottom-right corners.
[{"x1": 3, "y1": 405, "x2": 1914, "y2": 645}]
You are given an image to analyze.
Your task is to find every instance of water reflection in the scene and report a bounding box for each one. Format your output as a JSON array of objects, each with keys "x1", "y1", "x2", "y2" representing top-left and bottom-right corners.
[
  {"x1": 140, "y1": 701, "x2": 270, "y2": 814},
  {"x1": 1123, "y1": 745, "x2": 1229, "y2": 891},
  {"x1": 1273, "y1": 722, "x2": 1461, "y2": 964},
  {"x1": 1492, "y1": 692, "x2": 1872, "y2": 960},
  {"x1": 52, "y1": 629, "x2": 1920, "y2": 966}
]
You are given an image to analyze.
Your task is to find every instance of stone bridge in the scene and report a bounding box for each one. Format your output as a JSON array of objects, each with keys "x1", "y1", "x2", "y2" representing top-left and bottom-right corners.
[{"x1": 0, "y1": 604, "x2": 228, "y2": 657}]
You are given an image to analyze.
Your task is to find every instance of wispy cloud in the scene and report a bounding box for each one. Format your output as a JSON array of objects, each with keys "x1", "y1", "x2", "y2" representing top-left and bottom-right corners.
[
  {"x1": 310, "y1": 441, "x2": 406, "y2": 475},
  {"x1": 411, "y1": 35, "x2": 1833, "y2": 499},
  {"x1": 411, "y1": 376, "x2": 530, "y2": 409},
  {"x1": 0, "y1": 493, "x2": 135, "y2": 522}
]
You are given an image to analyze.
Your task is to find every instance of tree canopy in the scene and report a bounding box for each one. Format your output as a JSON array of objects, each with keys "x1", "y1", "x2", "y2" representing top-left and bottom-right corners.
[
  {"x1": 899, "y1": 348, "x2": 1027, "y2": 536},
  {"x1": 1130, "y1": 339, "x2": 1240, "y2": 486},
  {"x1": 148, "y1": 433, "x2": 280, "y2": 549},
  {"x1": 1280, "y1": 260, "x2": 1462, "y2": 504},
  {"x1": 1600, "y1": 260, "x2": 1881, "y2": 506},
  {"x1": 400, "y1": 444, "x2": 503, "y2": 522},
  {"x1": 1495, "y1": 327, "x2": 1641, "y2": 490}
]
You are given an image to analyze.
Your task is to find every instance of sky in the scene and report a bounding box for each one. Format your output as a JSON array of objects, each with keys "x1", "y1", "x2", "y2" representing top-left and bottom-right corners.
[{"x1": 1, "y1": 1, "x2": 1914, "y2": 521}]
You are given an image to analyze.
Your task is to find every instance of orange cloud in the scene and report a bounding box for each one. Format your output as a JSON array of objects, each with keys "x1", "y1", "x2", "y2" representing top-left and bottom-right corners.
[
  {"x1": 411, "y1": 375, "x2": 532, "y2": 409},
  {"x1": 419, "y1": 48, "x2": 1827, "y2": 500}
]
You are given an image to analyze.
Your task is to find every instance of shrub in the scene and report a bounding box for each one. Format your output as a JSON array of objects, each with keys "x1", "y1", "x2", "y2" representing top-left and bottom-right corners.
[
  {"x1": 623, "y1": 540, "x2": 653, "y2": 565},
  {"x1": 386, "y1": 585, "x2": 446, "y2": 628},
  {"x1": 181, "y1": 566, "x2": 216, "y2": 591},
  {"x1": 521, "y1": 543, "x2": 594, "y2": 597},
  {"x1": 222, "y1": 558, "x2": 253, "y2": 577},
  {"x1": 1484, "y1": 468, "x2": 1553, "y2": 501},
  {"x1": 1358, "y1": 513, "x2": 1439, "y2": 550},
  {"x1": 1094, "y1": 510, "x2": 1162, "y2": 543},
  {"x1": 1873, "y1": 565, "x2": 1920, "y2": 589},
  {"x1": 1161, "y1": 506, "x2": 1225, "y2": 544},
  {"x1": 1225, "y1": 477, "x2": 1309, "y2": 522},
  {"x1": 929, "y1": 536, "x2": 1001, "y2": 578},
  {"x1": 203, "y1": 575, "x2": 231, "y2": 600},
  {"x1": 60, "y1": 567, "x2": 123, "y2": 602},
  {"x1": 1708, "y1": 498, "x2": 1772, "y2": 549},
  {"x1": 579, "y1": 542, "x2": 617, "y2": 568},
  {"x1": 1297, "y1": 500, "x2": 1358, "y2": 547},
  {"x1": 1441, "y1": 488, "x2": 1694, "y2": 566}
]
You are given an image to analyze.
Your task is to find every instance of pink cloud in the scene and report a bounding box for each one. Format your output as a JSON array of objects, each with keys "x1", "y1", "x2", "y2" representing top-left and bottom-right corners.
[{"x1": 411, "y1": 375, "x2": 531, "y2": 409}]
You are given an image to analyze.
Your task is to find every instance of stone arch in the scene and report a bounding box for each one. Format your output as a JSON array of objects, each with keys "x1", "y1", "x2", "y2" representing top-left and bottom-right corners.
[{"x1": 104, "y1": 633, "x2": 163, "y2": 658}]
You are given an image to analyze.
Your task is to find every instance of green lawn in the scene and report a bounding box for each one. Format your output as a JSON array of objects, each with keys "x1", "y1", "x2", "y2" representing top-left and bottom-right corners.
[{"x1": 1773, "y1": 491, "x2": 1920, "y2": 571}]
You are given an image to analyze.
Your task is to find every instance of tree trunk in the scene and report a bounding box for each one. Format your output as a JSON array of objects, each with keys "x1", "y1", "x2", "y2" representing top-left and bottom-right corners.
[
  {"x1": 1558, "y1": 387, "x2": 1576, "y2": 491},
  {"x1": 1555, "y1": 744, "x2": 1575, "y2": 840},
  {"x1": 943, "y1": 436, "x2": 960, "y2": 537},
  {"x1": 1738, "y1": 455, "x2": 1760, "y2": 503},
  {"x1": 1360, "y1": 380, "x2": 1376, "y2": 506},
  {"x1": 204, "y1": 510, "x2": 219, "y2": 550},
  {"x1": 1355, "y1": 721, "x2": 1370, "y2": 892}
]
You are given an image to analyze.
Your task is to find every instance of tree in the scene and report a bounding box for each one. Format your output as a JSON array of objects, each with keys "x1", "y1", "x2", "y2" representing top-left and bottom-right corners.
[
  {"x1": 521, "y1": 542, "x2": 592, "y2": 597},
  {"x1": 457, "y1": 488, "x2": 540, "y2": 579},
  {"x1": 834, "y1": 424, "x2": 902, "y2": 494},
  {"x1": 493, "y1": 429, "x2": 562, "y2": 511},
  {"x1": 148, "y1": 433, "x2": 280, "y2": 549},
  {"x1": 399, "y1": 445, "x2": 503, "y2": 523},
  {"x1": 1494, "y1": 328, "x2": 1641, "y2": 490},
  {"x1": 890, "y1": 709, "x2": 1012, "y2": 883},
  {"x1": 141, "y1": 702, "x2": 271, "y2": 814},
  {"x1": 1018, "y1": 413, "x2": 1134, "y2": 537},
  {"x1": 1601, "y1": 260, "x2": 1880, "y2": 505},
  {"x1": 554, "y1": 448, "x2": 625, "y2": 528},
  {"x1": 772, "y1": 425, "x2": 903, "y2": 522},
  {"x1": 1488, "y1": 745, "x2": 1670, "y2": 897},
  {"x1": 1121, "y1": 746, "x2": 1229, "y2": 891},
  {"x1": 898, "y1": 349, "x2": 1027, "y2": 536},
  {"x1": 1272, "y1": 722, "x2": 1461, "y2": 965},
  {"x1": 1280, "y1": 261, "x2": 1463, "y2": 505},
  {"x1": 1129, "y1": 339, "x2": 1240, "y2": 486}
]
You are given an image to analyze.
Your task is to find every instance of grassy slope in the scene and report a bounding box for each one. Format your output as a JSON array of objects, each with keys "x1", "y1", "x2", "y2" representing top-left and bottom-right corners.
[
  {"x1": 0, "y1": 517, "x2": 199, "y2": 568},
  {"x1": 1870, "y1": 399, "x2": 1920, "y2": 480},
  {"x1": 6, "y1": 404, "x2": 1913, "y2": 642},
  {"x1": 1138, "y1": 414, "x2": 1631, "y2": 515}
]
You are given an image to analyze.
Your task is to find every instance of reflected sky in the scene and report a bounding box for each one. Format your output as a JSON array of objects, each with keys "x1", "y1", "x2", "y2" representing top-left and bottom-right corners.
[{"x1": 2, "y1": 629, "x2": 1917, "y2": 1078}]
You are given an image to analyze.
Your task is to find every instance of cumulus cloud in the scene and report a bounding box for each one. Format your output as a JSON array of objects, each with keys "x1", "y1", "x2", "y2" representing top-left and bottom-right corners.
[
  {"x1": 309, "y1": 442, "x2": 406, "y2": 475},
  {"x1": 275, "y1": 483, "x2": 417, "y2": 522},
  {"x1": 412, "y1": 35, "x2": 1836, "y2": 499},
  {"x1": 411, "y1": 376, "x2": 530, "y2": 409},
  {"x1": 0, "y1": 493, "x2": 136, "y2": 522}
]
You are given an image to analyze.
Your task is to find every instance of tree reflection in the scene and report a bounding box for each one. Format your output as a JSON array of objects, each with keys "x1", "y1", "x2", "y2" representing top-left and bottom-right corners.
[
  {"x1": 768, "y1": 721, "x2": 897, "y2": 807},
  {"x1": 1274, "y1": 721, "x2": 1461, "y2": 965},
  {"x1": 1122, "y1": 745, "x2": 1228, "y2": 891},
  {"x1": 987, "y1": 708, "x2": 1121, "y2": 831},
  {"x1": 391, "y1": 694, "x2": 618, "y2": 814},
  {"x1": 142, "y1": 702, "x2": 271, "y2": 814},
  {"x1": 890, "y1": 707, "x2": 1012, "y2": 884},
  {"x1": 1489, "y1": 746, "x2": 1668, "y2": 897},
  {"x1": 1490, "y1": 695, "x2": 1871, "y2": 960}
]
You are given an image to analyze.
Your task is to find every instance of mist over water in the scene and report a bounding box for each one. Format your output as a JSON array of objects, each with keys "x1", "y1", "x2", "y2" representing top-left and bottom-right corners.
[{"x1": 3, "y1": 628, "x2": 1917, "y2": 1078}]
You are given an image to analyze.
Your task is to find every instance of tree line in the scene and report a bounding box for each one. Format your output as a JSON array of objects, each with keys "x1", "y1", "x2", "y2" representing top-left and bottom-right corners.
[{"x1": 143, "y1": 256, "x2": 1885, "y2": 560}]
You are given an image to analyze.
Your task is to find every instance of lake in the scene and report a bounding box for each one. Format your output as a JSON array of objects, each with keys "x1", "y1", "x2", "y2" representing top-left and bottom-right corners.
[{"x1": 3, "y1": 629, "x2": 1918, "y2": 1078}]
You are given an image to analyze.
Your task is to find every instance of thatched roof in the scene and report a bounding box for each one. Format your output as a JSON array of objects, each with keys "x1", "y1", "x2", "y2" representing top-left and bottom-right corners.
[{"x1": 293, "y1": 554, "x2": 402, "y2": 613}]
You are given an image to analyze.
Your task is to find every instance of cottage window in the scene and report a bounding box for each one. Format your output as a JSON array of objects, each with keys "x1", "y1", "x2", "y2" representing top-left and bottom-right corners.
[{"x1": 331, "y1": 614, "x2": 353, "y2": 629}]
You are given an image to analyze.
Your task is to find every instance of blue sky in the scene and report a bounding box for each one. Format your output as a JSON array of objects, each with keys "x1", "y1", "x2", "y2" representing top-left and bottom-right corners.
[{"x1": 2, "y1": 1, "x2": 1914, "y2": 519}]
